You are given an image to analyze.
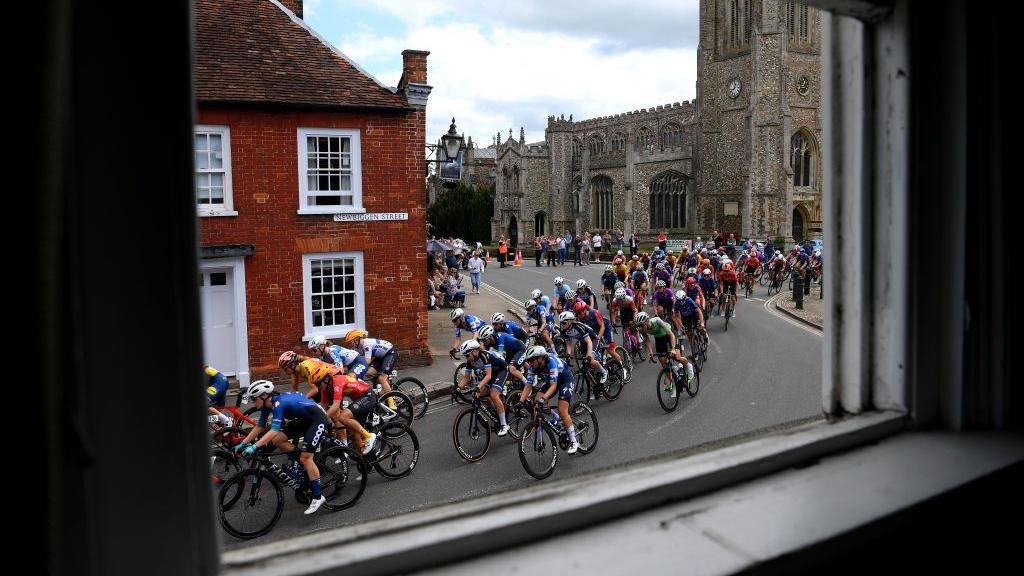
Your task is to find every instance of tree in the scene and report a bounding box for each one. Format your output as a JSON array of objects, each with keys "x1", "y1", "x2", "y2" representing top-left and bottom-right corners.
[{"x1": 427, "y1": 183, "x2": 494, "y2": 244}]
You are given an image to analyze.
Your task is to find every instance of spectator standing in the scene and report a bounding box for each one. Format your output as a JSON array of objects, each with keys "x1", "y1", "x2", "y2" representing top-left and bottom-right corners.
[
  {"x1": 583, "y1": 234, "x2": 592, "y2": 265},
  {"x1": 557, "y1": 234, "x2": 567, "y2": 266},
  {"x1": 498, "y1": 238, "x2": 508, "y2": 268},
  {"x1": 546, "y1": 236, "x2": 557, "y2": 266},
  {"x1": 592, "y1": 232, "x2": 603, "y2": 263},
  {"x1": 658, "y1": 230, "x2": 668, "y2": 252},
  {"x1": 468, "y1": 252, "x2": 484, "y2": 294},
  {"x1": 630, "y1": 232, "x2": 639, "y2": 257},
  {"x1": 534, "y1": 236, "x2": 542, "y2": 266},
  {"x1": 573, "y1": 234, "x2": 582, "y2": 266}
]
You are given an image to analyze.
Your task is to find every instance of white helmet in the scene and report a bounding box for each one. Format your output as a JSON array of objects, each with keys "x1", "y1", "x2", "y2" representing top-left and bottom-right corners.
[
  {"x1": 655, "y1": 279, "x2": 666, "y2": 288},
  {"x1": 675, "y1": 290, "x2": 686, "y2": 300},
  {"x1": 459, "y1": 339, "x2": 481, "y2": 356},
  {"x1": 525, "y1": 345, "x2": 548, "y2": 361},
  {"x1": 554, "y1": 276, "x2": 564, "y2": 285},
  {"x1": 307, "y1": 335, "x2": 327, "y2": 350},
  {"x1": 688, "y1": 267, "x2": 697, "y2": 275},
  {"x1": 558, "y1": 311, "x2": 575, "y2": 323},
  {"x1": 605, "y1": 265, "x2": 613, "y2": 271},
  {"x1": 491, "y1": 312, "x2": 506, "y2": 323},
  {"x1": 656, "y1": 262, "x2": 665, "y2": 269},
  {"x1": 614, "y1": 288, "x2": 626, "y2": 299},
  {"x1": 565, "y1": 289, "x2": 577, "y2": 301},
  {"x1": 476, "y1": 325, "x2": 495, "y2": 340},
  {"x1": 244, "y1": 380, "x2": 275, "y2": 402},
  {"x1": 576, "y1": 279, "x2": 587, "y2": 289},
  {"x1": 617, "y1": 250, "x2": 624, "y2": 256},
  {"x1": 634, "y1": 311, "x2": 650, "y2": 326},
  {"x1": 703, "y1": 268, "x2": 712, "y2": 275},
  {"x1": 450, "y1": 308, "x2": 465, "y2": 321},
  {"x1": 614, "y1": 281, "x2": 625, "y2": 289},
  {"x1": 531, "y1": 289, "x2": 542, "y2": 300}
]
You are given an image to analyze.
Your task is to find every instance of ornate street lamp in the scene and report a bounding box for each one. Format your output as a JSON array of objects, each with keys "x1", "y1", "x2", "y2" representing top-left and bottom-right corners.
[{"x1": 441, "y1": 117, "x2": 464, "y2": 161}]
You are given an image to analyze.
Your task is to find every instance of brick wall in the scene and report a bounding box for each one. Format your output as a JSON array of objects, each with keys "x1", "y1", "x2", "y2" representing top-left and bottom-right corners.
[{"x1": 198, "y1": 105, "x2": 429, "y2": 380}]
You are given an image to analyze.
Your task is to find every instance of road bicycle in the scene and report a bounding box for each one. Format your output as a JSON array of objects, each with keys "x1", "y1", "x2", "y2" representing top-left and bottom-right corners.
[
  {"x1": 388, "y1": 369, "x2": 429, "y2": 420},
  {"x1": 653, "y1": 351, "x2": 701, "y2": 413},
  {"x1": 518, "y1": 400, "x2": 598, "y2": 480},
  {"x1": 721, "y1": 292, "x2": 736, "y2": 331},
  {"x1": 569, "y1": 343, "x2": 624, "y2": 403},
  {"x1": 451, "y1": 387, "x2": 530, "y2": 462},
  {"x1": 621, "y1": 323, "x2": 647, "y2": 365},
  {"x1": 355, "y1": 403, "x2": 420, "y2": 480},
  {"x1": 218, "y1": 430, "x2": 368, "y2": 540}
]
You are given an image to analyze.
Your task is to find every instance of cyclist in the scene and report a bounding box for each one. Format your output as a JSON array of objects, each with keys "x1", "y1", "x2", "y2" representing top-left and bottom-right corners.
[
  {"x1": 614, "y1": 280, "x2": 634, "y2": 300},
  {"x1": 531, "y1": 289, "x2": 553, "y2": 316},
  {"x1": 575, "y1": 300, "x2": 625, "y2": 379},
  {"x1": 491, "y1": 312, "x2": 529, "y2": 343},
  {"x1": 524, "y1": 298, "x2": 555, "y2": 352},
  {"x1": 611, "y1": 287, "x2": 638, "y2": 331},
  {"x1": 683, "y1": 276, "x2": 705, "y2": 311},
  {"x1": 652, "y1": 279, "x2": 675, "y2": 319},
  {"x1": 719, "y1": 262, "x2": 739, "y2": 318},
  {"x1": 600, "y1": 266, "x2": 618, "y2": 307},
  {"x1": 743, "y1": 250, "x2": 761, "y2": 294},
  {"x1": 205, "y1": 365, "x2": 233, "y2": 427},
  {"x1": 519, "y1": 346, "x2": 579, "y2": 455},
  {"x1": 634, "y1": 311, "x2": 694, "y2": 391},
  {"x1": 233, "y1": 380, "x2": 333, "y2": 515},
  {"x1": 631, "y1": 266, "x2": 650, "y2": 308},
  {"x1": 450, "y1": 308, "x2": 487, "y2": 357},
  {"x1": 698, "y1": 268, "x2": 718, "y2": 312},
  {"x1": 308, "y1": 335, "x2": 369, "y2": 380},
  {"x1": 672, "y1": 289, "x2": 706, "y2": 352},
  {"x1": 340, "y1": 330, "x2": 398, "y2": 406},
  {"x1": 314, "y1": 367, "x2": 378, "y2": 454},
  {"x1": 457, "y1": 339, "x2": 510, "y2": 436},
  {"x1": 652, "y1": 262, "x2": 672, "y2": 288},
  {"x1": 665, "y1": 250, "x2": 678, "y2": 274},
  {"x1": 558, "y1": 310, "x2": 608, "y2": 385},
  {"x1": 278, "y1": 350, "x2": 340, "y2": 400},
  {"x1": 552, "y1": 277, "x2": 570, "y2": 313},
  {"x1": 576, "y1": 279, "x2": 598, "y2": 309},
  {"x1": 477, "y1": 325, "x2": 528, "y2": 389},
  {"x1": 612, "y1": 255, "x2": 629, "y2": 282}
]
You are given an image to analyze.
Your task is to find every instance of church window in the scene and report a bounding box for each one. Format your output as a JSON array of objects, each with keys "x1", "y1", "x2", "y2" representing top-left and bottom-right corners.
[
  {"x1": 727, "y1": 0, "x2": 753, "y2": 50},
  {"x1": 660, "y1": 123, "x2": 685, "y2": 149},
  {"x1": 592, "y1": 176, "x2": 613, "y2": 230},
  {"x1": 588, "y1": 134, "x2": 606, "y2": 155},
  {"x1": 787, "y1": 2, "x2": 812, "y2": 45},
  {"x1": 571, "y1": 139, "x2": 582, "y2": 161},
  {"x1": 611, "y1": 132, "x2": 626, "y2": 152},
  {"x1": 649, "y1": 171, "x2": 688, "y2": 230},
  {"x1": 636, "y1": 127, "x2": 655, "y2": 152},
  {"x1": 791, "y1": 131, "x2": 815, "y2": 188}
]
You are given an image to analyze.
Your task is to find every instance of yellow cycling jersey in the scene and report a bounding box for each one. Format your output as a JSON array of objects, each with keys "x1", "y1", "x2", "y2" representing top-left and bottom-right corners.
[
  {"x1": 204, "y1": 366, "x2": 220, "y2": 379},
  {"x1": 294, "y1": 358, "x2": 340, "y2": 390}
]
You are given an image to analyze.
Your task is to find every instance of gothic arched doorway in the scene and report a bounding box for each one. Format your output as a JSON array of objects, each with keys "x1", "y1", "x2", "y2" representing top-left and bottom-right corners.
[
  {"x1": 508, "y1": 215, "x2": 519, "y2": 249},
  {"x1": 792, "y1": 207, "x2": 805, "y2": 243},
  {"x1": 534, "y1": 212, "x2": 545, "y2": 237}
]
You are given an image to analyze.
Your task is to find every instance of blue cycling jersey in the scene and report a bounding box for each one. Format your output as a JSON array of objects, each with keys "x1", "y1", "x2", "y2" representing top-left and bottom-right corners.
[
  {"x1": 498, "y1": 320, "x2": 528, "y2": 341},
  {"x1": 493, "y1": 332, "x2": 524, "y2": 355},
  {"x1": 528, "y1": 306, "x2": 553, "y2": 326},
  {"x1": 562, "y1": 321, "x2": 597, "y2": 343},
  {"x1": 456, "y1": 314, "x2": 487, "y2": 338},
  {"x1": 537, "y1": 295, "x2": 553, "y2": 313},
  {"x1": 582, "y1": 310, "x2": 612, "y2": 343},
  {"x1": 257, "y1": 392, "x2": 321, "y2": 432},
  {"x1": 206, "y1": 367, "x2": 229, "y2": 406},
  {"x1": 323, "y1": 344, "x2": 369, "y2": 377},
  {"x1": 467, "y1": 349, "x2": 508, "y2": 372},
  {"x1": 601, "y1": 272, "x2": 618, "y2": 288},
  {"x1": 526, "y1": 355, "x2": 571, "y2": 388},
  {"x1": 699, "y1": 277, "x2": 717, "y2": 293},
  {"x1": 552, "y1": 285, "x2": 569, "y2": 302},
  {"x1": 674, "y1": 296, "x2": 699, "y2": 318}
]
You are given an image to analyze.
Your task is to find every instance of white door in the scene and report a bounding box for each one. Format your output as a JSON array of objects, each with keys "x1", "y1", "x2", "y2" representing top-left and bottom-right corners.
[{"x1": 200, "y1": 268, "x2": 237, "y2": 376}]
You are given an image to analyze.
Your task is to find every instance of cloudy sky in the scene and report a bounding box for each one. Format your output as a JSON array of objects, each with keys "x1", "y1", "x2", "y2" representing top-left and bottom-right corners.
[{"x1": 302, "y1": 0, "x2": 700, "y2": 146}]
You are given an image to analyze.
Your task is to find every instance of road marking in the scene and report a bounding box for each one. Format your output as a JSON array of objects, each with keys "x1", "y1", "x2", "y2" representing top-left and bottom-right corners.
[
  {"x1": 763, "y1": 293, "x2": 823, "y2": 337},
  {"x1": 482, "y1": 282, "x2": 524, "y2": 308},
  {"x1": 749, "y1": 297, "x2": 765, "y2": 302}
]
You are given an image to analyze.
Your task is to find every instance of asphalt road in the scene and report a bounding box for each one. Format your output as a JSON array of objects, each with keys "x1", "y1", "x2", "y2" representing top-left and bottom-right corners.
[{"x1": 222, "y1": 259, "x2": 823, "y2": 550}]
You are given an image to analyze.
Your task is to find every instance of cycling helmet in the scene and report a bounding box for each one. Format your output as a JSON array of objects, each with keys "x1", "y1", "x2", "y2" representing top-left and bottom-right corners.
[
  {"x1": 342, "y1": 329, "x2": 367, "y2": 345},
  {"x1": 724, "y1": 263, "x2": 733, "y2": 270},
  {"x1": 554, "y1": 276, "x2": 564, "y2": 285},
  {"x1": 688, "y1": 267, "x2": 697, "y2": 275},
  {"x1": 524, "y1": 299, "x2": 537, "y2": 310},
  {"x1": 632, "y1": 255, "x2": 639, "y2": 261},
  {"x1": 524, "y1": 346, "x2": 548, "y2": 361},
  {"x1": 450, "y1": 308, "x2": 465, "y2": 321},
  {"x1": 308, "y1": 335, "x2": 327, "y2": 350},
  {"x1": 573, "y1": 301, "x2": 588, "y2": 313},
  {"x1": 634, "y1": 311, "x2": 650, "y2": 326},
  {"x1": 655, "y1": 279, "x2": 666, "y2": 288},
  {"x1": 675, "y1": 290, "x2": 686, "y2": 300},
  {"x1": 614, "y1": 288, "x2": 626, "y2": 299},
  {"x1": 244, "y1": 379, "x2": 275, "y2": 402},
  {"x1": 476, "y1": 325, "x2": 495, "y2": 340},
  {"x1": 278, "y1": 351, "x2": 299, "y2": 369},
  {"x1": 531, "y1": 289, "x2": 543, "y2": 300},
  {"x1": 459, "y1": 339, "x2": 481, "y2": 356},
  {"x1": 565, "y1": 289, "x2": 577, "y2": 301},
  {"x1": 491, "y1": 312, "x2": 506, "y2": 323},
  {"x1": 605, "y1": 265, "x2": 613, "y2": 271},
  {"x1": 617, "y1": 250, "x2": 624, "y2": 256},
  {"x1": 703, "y1": 268, "x2": 712, "y2": 275},
  {"x1": 558, "y1": 311, "x2": 575, "y2": 323},
  {"x1": 686, "y1": 277, "x2": 697, "y2": 286},
  {"x1": 814, "y1": 250, "x2": 822, "y2": 256},
  {"x1": 656, "y1": 262, "x2": 665, "y2": 270},
  {"x1": 576, "y1": 279, "x2": 587, "y2": 289}
]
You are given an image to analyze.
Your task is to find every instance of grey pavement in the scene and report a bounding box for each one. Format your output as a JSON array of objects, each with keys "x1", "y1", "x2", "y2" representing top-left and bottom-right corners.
[{"x1": 222, "y1": 261, "x2": 824, "y2": 551}]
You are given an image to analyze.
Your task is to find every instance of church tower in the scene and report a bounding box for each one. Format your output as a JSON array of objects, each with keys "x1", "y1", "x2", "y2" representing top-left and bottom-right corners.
[{"x1": 697, "y1": 0, "x2": 822, "y2": 242}]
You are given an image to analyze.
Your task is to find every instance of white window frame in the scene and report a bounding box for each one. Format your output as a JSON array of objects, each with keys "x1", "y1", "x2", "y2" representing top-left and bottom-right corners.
[
  {"x1": 302, "y1": 252, "x2": 365, "y2": 340},
  {"x1": 296, "y1": 127, "x2": 364, "y2": 215},
  {"x1": 194, "y1": 124, "x2": 237, "y2": 217}
]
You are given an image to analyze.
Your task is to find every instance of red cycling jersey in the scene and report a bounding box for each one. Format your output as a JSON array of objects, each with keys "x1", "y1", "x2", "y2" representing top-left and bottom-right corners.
[
  {"x1": 745, "y1": 257, "x2": 760, "y2": 270},
  {"x1": 720, "y1": 270, "x2": 739, "y2": 283},
  {"x1": 321, "y1": 372, "x2": 371, "y2": 406}
]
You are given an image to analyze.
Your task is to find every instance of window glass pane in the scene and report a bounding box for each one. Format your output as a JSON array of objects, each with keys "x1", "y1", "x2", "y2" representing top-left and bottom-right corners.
[
  {"x1": 323, "y1": 310, "x2": 334, "y2": 326},
  {"x1": 211, "y1": 187, "x2": 224, "y2": 203},
  {"x1": 344, "y1": 294, "x2": 354, "y2": 308},
  {"x1": 315, "y1": 195, "x2": 341, "y2": 206},
  {"x1": 210, "y1": 273, "x2": 227, "y2": 286},
  {"x1": 196, "y1": 150, "x2": 209, "y2": 170}
]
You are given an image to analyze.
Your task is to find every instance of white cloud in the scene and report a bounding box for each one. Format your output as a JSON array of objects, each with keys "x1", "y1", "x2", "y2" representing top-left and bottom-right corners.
[{"x1": 337, "y1": 22, "x2": 697, "y2": 145}]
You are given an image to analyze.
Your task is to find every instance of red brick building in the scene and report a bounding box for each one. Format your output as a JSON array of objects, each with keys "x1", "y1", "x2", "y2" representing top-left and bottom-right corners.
[{"x1": 193, "y1": 0, "x2": 431, "y2": 386}]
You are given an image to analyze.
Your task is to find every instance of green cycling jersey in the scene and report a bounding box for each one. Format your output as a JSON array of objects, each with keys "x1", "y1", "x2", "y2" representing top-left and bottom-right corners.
[{"x1": 646, "y1": 317, "x2": 673, "y2": 338}]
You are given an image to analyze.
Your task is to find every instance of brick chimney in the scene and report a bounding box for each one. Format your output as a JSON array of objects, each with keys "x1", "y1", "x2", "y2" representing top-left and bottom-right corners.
[
  {"x1": 400, "y1": 50, "x2": 430, "y2": 87},
  {"x1": 279, "y1": 0, "x2": 302, "y2": 18}
]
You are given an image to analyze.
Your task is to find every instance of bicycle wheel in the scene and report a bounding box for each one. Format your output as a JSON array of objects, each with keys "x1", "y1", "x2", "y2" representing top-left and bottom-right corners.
[
  {"x1": 372, "y1": 422, "x2": 420, "y2": 479},
  {"x1": 685, "y1": 356, "x2": 701, "y2": 398},
  {"x1": 452, "y1": 362, "x2": 477, "y2": 404},
  {"x1": 570, "y1": 402, "x2": 599, "y2": 454},
  {"x1": 211, "y1": 426, "x2": 249, "y2": 452},
  {"x1": 505, "y1": 400, "x2": 530, "y2": 440},
  {"x1": 377, "y1": 391, "x2": 414, "y2": 429},
  {"x1": 316, "y1": 445, "x2": 367, "y2": 511},
  {"x1": 572, "y1": 371, "x2": 591, "y2": 403},
  {"x1": 218, "y1": 468, "x2": 284, "y2": 540},
  {"x1": 518, "y1": 422, "x2": 558, "y2": 480},
  {"x1": 394, "y1": 376, "x2": 429, "y2": 419},
  {"x1": 602, "y1": 360, "x2": 624, "y2": 400},
  {"x1": 211, "y1": 448, "x2": 240, "y2": 487},
  {"x1": 452, "y1": 406, "x2": 492, "y2": 462},
  {"x1": 620, "y1": 348, "x2": 633, "y2": 381},
  {"x1": 554, "y1": 337, "x2": 567, "y2": 360},
  {"x1": 656, "y1": 368, "x2": 680, "y2": 413}
]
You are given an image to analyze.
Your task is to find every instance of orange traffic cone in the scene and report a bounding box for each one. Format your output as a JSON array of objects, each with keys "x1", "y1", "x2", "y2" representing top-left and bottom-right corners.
[
  {"x1": 485, "y1": 250, "x2": 490, "y2": 263},
  {"x1": 513, "y1": 249, "x2": 522, "y2": 267}
]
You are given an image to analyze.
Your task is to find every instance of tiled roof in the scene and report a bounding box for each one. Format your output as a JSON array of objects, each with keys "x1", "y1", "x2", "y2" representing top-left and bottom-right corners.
[{"x1": 194, "y1": 0, "x2": 408, "y2": 109}]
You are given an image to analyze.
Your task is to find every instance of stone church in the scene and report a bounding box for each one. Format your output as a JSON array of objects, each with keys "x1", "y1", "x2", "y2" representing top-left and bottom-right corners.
[{"x1": 491, "y1": 0, "x2": 823, "y2": 245}]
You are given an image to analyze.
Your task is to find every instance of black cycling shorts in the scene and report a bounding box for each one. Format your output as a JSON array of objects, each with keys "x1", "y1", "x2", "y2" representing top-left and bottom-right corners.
[
  {"x1": 347, "y1": 393, "x2": 377, "y2": 424},
  {"x1": 654, "y1": 335, "x2": 671, "y2": 356},
  {"x1": 371, "y1": 349, "x2": 398, "y2": 374},
  {"x1": 285, "y1": 405, "x2": 333, "y2": 453},
  {"x1": 722, "y1": 281, "x2": 737, "y2": 296},
  {"x1": 508, "y1": 348, "x2": 526, "y2": 370}
]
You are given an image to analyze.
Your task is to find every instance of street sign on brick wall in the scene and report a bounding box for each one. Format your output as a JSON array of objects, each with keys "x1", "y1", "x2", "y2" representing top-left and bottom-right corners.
[{"x1": 333, "y1": 212, "x2": 409, "y2": 222}]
